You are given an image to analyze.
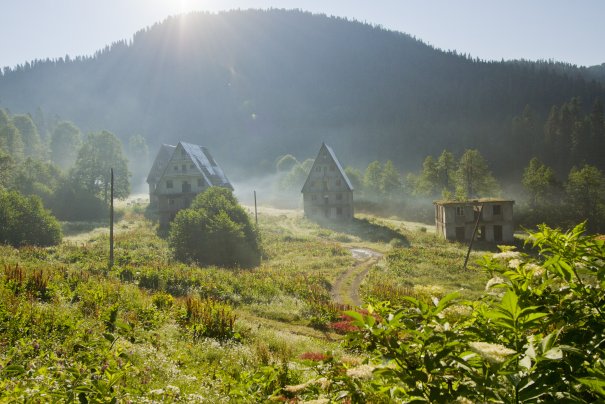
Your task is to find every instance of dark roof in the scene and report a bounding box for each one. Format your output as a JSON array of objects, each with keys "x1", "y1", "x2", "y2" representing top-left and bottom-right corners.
[
  {"x1": 301, "y1": 142, "x2": 354, "y2": 193},
  {"x1": 146, "y1": 144, "x2": 176, "y2": 184}
]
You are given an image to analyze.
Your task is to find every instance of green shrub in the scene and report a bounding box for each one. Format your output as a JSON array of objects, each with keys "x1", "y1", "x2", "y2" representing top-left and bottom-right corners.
[
  {"x1": 169, "y1": 187, "x2": 261, "y2": 268},
  {"x1": 0, "y1": 189, "x2": 62, "y2": 247},
  {"x1": 312, "y1": 223, "x2": 605, "y2": 402},
  {"x1": 180, "y1": 296, "x2": 238, "y2": 341}
]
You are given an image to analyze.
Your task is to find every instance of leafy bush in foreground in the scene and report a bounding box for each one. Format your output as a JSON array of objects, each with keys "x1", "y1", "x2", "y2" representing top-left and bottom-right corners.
[
  {"x1": 278, "y1": 223, "x2": 605, "y2": 402},
  {"x1": 169, "y1": 187, "x2": 261, "y2": 268},
  {"x1": 0, "y1": 189, "x2": 62, "y2": 246}
]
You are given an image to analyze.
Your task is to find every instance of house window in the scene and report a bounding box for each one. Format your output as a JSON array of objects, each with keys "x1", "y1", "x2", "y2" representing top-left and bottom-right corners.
[
  {"x1": 182, "y1": 181, "x2": 191, "y2": 193},
  {"x1": 336, "y1": 207, "x2": 342, "y2": 215},
  {"x1": 493, "y1": 205, "x2": 502, "y2": 215},
  {"x1": 324, "y1": 195, "x2": 329, "y2": 204},
  {"x1": 455, "y1": 227, "x2": 465, "y2": 241},
  {"x1": 494, "y1": 225, "x2": 503, "y2": 242},
  {"x1": 315, "y1": 166, "x2": 321, "y2": 172},
  {"x1": 336, "y1": 193, "x2": 342, "y2": 200},
  {"x1": 182, "y1": 164, "x2": 186, "y2": 172},
  {"x1": 197, "y1": 178, "x2": 203, "y2": 187},
  {"x1": 456, "y1": 206, "x2": 464, "y2": 216},
  {"x1": 166, "y1": 180, "x2": 173, "y2": 189},
  {"x1": 169, "y1": 198, "x2": 175, "y2": 206}
]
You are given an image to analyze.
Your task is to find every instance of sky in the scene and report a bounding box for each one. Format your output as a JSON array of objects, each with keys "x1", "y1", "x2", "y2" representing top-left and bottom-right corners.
[{"x1": 1, "y1": 0, "x2": 604, "y2": 69}]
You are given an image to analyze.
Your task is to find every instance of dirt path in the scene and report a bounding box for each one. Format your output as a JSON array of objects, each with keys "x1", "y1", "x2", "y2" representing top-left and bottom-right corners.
[{"x1": 331, "y1": 248, "x2": 382, "y2": 307}]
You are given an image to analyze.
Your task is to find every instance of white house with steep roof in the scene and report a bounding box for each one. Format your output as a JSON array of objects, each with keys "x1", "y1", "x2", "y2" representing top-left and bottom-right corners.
[
  {"x1": 301, "y1": 143, "x2": 354, "y2": 221},
  {"x1": 149, "y1": 142, "x2": 233, "y2": 228}
]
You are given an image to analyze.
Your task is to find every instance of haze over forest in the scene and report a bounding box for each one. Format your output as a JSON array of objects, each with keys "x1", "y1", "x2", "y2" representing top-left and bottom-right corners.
[{"x1": 0, "y1": 9, "x2": 604, "y2": 180}]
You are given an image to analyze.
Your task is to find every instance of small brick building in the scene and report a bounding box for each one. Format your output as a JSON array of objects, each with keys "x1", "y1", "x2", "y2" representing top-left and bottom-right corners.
[{"x1": 434, "y1": 199, "x2": 515, "y2": 243}]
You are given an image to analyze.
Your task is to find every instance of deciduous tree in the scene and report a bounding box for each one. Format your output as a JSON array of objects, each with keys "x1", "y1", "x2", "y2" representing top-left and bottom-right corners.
[{"x1": 72, "y1": 130, "x2": 130, "y2": 203}]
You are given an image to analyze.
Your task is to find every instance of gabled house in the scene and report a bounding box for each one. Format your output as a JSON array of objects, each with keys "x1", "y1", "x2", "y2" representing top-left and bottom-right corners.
[
  {"x1": 149, "y1": 142, "x2": 233, "y2": 228},
  {"x1": 434, "y1": 199, "x2": 515, "y2": 243},
  {"x1": 301, "y1": 143, "x2": 354, "y2": 221},
  {"x1": 147, "y1": 144, "x2": 176, "y2": 208}
]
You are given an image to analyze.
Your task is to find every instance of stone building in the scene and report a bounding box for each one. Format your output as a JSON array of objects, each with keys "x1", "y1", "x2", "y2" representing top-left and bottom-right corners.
[
  {"x1": 434, "y1": 199, "x2": 515, "y2": 242},
  {"x1": 148, "y1": 142, "x2": 232, "y2": 228},
  {"x1": 301, "y1": 143, "x2": 354, "y2": 221}
]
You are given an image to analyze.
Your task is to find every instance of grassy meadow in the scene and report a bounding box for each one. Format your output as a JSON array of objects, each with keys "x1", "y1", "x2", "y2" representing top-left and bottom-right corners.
[{"x1": 0, "y1": 204, "x2": 496, "y2": 401}]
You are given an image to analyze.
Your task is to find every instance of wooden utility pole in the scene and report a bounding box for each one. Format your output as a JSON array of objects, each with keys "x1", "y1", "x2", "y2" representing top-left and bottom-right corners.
[
  {"x1": 109, "y1": 168, "x2": 114, "y2": 269},
  {"x1": 254, "y1": 190, "x2": 258, "y2": 225},
  {"x1": 463, "y1": 203, "x2": 483, "y2": 270}
]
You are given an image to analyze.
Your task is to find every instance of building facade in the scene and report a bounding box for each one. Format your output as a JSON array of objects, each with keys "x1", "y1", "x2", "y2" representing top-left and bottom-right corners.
[
  {"x1": 301, "y1": 143, "x2": 354, "y2": 221},
  {"x1": 146, "y1": 144, "x2": 176, "y2": 208},
  {"x1": 148, "y1": 142, "x2": 233, "y2": 228},
  {"x1": 434, "y1": 199, "x2": 515, "y2": 243}
]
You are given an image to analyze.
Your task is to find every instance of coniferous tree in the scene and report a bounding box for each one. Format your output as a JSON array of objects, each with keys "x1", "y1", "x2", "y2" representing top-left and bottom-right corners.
[
  {"x1": 522, "y1": 157, "x2": 558, "y2": 209},
  {"x1": 363, "y1": 161, "x2": 383, "y2": 197},
  {"x1": 565, "y1": 165, "x2": 605, "y2": 232},
  {"x1": 455, "y1": 149, "x2": 499, "y2": 198},
  {"x1": 380, "y1": 160, "x2": 401, "y2": 199}
]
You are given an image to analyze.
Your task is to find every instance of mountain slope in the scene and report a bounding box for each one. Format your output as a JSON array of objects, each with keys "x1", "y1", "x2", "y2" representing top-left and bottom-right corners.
[{"x1": 0, "y1": 9, "x2": 603, "y2": 177}]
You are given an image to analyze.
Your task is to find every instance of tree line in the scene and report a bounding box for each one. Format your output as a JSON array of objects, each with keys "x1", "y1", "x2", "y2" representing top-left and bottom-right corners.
[
  {"x1": 0, "y1": 108, "x2": 145, "y2": 246},
  {"x1": 275, "y1": 146, "x2": 605, "y2": 232}
]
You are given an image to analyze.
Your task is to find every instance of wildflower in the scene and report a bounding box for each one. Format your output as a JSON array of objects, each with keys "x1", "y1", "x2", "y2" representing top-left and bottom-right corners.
[
  {"x1": 508, "y1": 258, "x2": 522, "y2": 269},
  {"x1": 284, "y1": 380, "x2": 313, "y2": 394},
  {"x1": 485, "y1": 277, "x2": 506, "y2": 291},
  {"x1": 299, "y1": 352, "x2": 328, "y2": 361},
  {"x1": 492, "y1": 251, "x2": 521, "y2": 260},
  {"x1": 469, "y1": 341, "x2": 516, "y2": 364},
  {"x1": 346, "y1": 364, "x2": 375, "y2": 380},
  {"x1": 166, "y1": 385, "x2": 180, "y2": 396},
  {"x1": 526, "y1": 263, "x2": 544, "y2": 278}
]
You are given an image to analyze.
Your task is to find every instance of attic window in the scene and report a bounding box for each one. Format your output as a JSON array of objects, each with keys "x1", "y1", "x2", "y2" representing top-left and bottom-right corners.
[
  {"x1": 456, "y1": 206, "x2": 464, "y2": 216},
  {"x1": 197, "y1": 178, "x2": 203, "y2": 187},
  {"x1": 330, "y1": 164, "x2": 336, "y2": 171},
  {"x1": 181, "y1": 149, "x2": 187, "y2": 157}
]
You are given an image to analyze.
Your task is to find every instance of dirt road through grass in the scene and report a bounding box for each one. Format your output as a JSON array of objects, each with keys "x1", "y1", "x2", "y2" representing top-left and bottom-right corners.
[{"x1": 331, "y1": 248, "x2": 382, "y2": 306}]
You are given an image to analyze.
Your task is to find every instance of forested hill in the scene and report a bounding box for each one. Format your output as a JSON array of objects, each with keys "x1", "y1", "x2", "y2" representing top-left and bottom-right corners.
[{"x1": 0, "y1": 9, "x2": 603, "y2": 178}]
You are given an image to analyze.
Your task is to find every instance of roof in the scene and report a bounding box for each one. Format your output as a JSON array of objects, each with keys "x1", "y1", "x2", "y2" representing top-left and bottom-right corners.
[
  {"x1": 433, "y1": 198, "x2": 515, "y2": 206},
  {"x1": 301, "y1": 142, "x2": 354, "y2": 193},
  {"x1": 179, "y1": 142, "x2": 233, "y2": 189},
  {"x1": 146, "y1": 144, "x2": 176, "y2": 183}
]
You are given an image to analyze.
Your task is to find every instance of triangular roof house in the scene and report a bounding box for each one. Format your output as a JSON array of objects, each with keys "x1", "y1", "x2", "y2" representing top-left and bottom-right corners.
[
  {"x1": 301, "y1": 143, "x2": 354, "y2": 221},
  {"x1": 148, "y1": 141, "x2": 232, "y2": 227}
]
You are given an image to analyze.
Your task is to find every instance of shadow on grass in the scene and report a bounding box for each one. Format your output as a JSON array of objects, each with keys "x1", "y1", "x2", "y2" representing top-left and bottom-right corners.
[{"x1": 317, "y1": 217, "x2": 410, "y2": 246}]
